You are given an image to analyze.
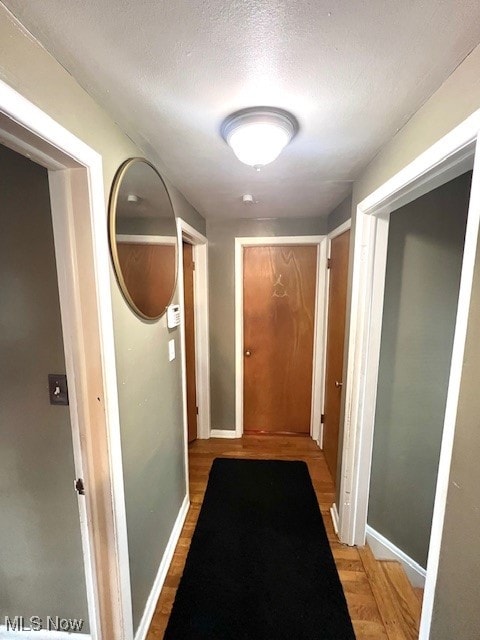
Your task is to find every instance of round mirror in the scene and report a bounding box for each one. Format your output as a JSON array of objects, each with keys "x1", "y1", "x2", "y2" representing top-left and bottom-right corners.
[{"x1": 109, "y1": 158, "x2": 177, "y2": 320}]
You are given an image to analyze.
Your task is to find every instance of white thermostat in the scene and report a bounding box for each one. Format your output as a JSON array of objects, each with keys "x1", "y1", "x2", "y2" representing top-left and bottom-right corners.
[{"x1": 167, "y1": 304, "x2": 181, "y2": 328}]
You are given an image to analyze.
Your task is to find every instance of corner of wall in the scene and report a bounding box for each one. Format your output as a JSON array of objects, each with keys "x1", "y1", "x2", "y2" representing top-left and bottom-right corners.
[{"x1": 327, "y1": 193, "x2": 353, "y2": 233}]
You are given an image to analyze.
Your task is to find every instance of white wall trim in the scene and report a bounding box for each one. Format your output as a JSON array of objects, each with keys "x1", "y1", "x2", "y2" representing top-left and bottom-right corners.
[
  {"x1": 177, "y1": 218, "x2": 210, "y2": 442},
  {"x1": 234, "y1": 236, "x2": 326, "y2": 438},
  {"x1": 366, "y1": 526, "x2": 427, "y2": 588},
  {"x1": 338, "y1": 108, "x2": 480, "y2": 640},
  {"x1": 319, "y1": 218, "x2": 352, "y2": 451},
  {"x1": 116, "y1": 234, "x2": 176, "y2": 245},
  {"x1": 134, "y1": 495, "x2": 189, "y2": 640},
  {"x1": 210, "y1": 429, "x2": 239, "y2": 439},
  {"x1": 234, "y1": 239, "x2": 244, "y2": 438},
  {"x1": 0, "y1": 79, "x2": 133, "y2": 639},
  {"x1": 330, "y1": 503, "x2": 340, "y2": 535},
  {"x1": 48, "y1": 172, "x2": 103, "y2": 639},
  {"x1": 311, "y1": 238, "x2": 328, "y2": 445},
  {"x1": 0, "y1": 629, "x2": 90, "y2": 640},
  {"x1": 179, "y1": 219, "x2": 206, "y2": 244},
  {"x1": 234, "y1": 235, "x2": 324, "y2": 246},
  {"x1": 328, "y1": 218, "x2": 352, "y2": 240}
]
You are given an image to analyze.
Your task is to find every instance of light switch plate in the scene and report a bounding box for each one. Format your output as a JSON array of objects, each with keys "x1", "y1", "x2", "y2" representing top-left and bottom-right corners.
[
  {"x1": 48, "y1": 373, "x2": 69, "y2": 406},
  {"x1": 168, "y1": 339, "x2": 175, "y2": 362}
]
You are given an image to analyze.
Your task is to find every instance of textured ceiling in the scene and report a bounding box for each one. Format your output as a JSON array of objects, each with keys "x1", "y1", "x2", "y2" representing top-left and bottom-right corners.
[{"x1": 4, "y1": 0, "x2": 480, "y2": 219}]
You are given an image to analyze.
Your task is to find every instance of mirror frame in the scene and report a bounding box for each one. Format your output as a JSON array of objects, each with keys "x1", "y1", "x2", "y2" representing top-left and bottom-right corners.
[{"x1": 108, "y1": 157, "x2": 178, "y2": 321}]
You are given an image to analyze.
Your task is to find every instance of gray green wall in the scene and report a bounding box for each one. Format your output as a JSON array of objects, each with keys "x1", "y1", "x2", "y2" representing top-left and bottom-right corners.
[
  {"x1": 430, "y1": 228, "x2": 480, "y2": 639},
  {"x1": 169, "y1": 189, "x2": 206, "y2": 236},
  {"x1": 0, "y1": 144, "x2": 89, "y2": 627},
  {"x1": 113, "y1": 286, "x2": 186, "y2": 633},
  {"x1": 115, "y1": 185, "x2": 201, "y2": 634},
  {"x1": 348, "y1": 42, "x2": 480, "y2": 638},
  {"x1": 208, "y1": 216, "x2": 328, "y2": 431},
  {"x1": 112, "y1": 171, "x2": 203, "y2": 635},
  {"x1": 0, "y1": 6, "x2": 205, "y2": 636},
  {"x1": 327, "y1": 194, "x2": 352, "y2": 233},
  {"x1": 368, "y1": 171, "x2": 470, "y2": 568}
]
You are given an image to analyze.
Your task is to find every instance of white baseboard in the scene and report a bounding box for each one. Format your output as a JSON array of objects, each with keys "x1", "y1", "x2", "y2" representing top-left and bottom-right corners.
[
  {"x1": 366, "y1": 525, "x2": 426, "y2": 588},
  {"x1": 210, "y1": 429, "x2": 239, "y2": 439},
  {"x1": 318, "y1": 424, "x2": 324, "y2": 449},
  {"x1": 330, "y1": 503, "x2": 340, "y2": 535},
  {"x1": 0, "y1": 627, "x2": 89, "y2": 639},
  {"x1": 134, "y1": 495, "x2": 190, "y2": 640}
]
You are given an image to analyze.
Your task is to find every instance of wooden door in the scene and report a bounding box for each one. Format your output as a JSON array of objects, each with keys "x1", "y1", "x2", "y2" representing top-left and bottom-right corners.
[
  {"x1": 183, "y1": 242, "x2": 198, "y2": 443},
  {"x1": 243, "y1": 245, "x2": 317, "y2": 435},
  {"x1": 116, "y1": 242, "x2": 176, "y2": 317},
  {"x1": 323, "y1": 230, "x2": 350, "y2": 484}
]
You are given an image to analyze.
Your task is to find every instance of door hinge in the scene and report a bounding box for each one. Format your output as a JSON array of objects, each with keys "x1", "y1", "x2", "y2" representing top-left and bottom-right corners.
[
  {"x1": 75, "y1": 478, "x2": 85, "y2": 496},
  {"x1": 192, "y1": 261, "x2": 195, "y2": 271},
  {"x1": 327, "y1": 258, "x2": 331, "y2": 269},
  {"x1": 196, "y1": 406, "x2": 199, "y2": 415},
  {"x1": 321, "y1": 413, "x2": 325, "y2": 424}
]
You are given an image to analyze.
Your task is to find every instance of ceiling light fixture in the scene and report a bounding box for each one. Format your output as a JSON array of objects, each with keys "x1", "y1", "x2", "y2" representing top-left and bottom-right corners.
[{"x1": 221, "y1": 107, "x2": 298, "y2": 170}]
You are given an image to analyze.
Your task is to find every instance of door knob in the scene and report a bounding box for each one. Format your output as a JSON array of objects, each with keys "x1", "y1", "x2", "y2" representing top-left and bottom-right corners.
[
  {"x1": 245, "y1": 350, "x2": 252, "y2": 357},
  {"x1": 335, "y1": 380, "x2": 343, "y2": 388}
]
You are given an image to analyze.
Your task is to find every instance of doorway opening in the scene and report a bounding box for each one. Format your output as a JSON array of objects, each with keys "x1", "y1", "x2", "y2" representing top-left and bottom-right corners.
[
  {"x1": 234, "y1": 236, "x2": 327, "y2": 440},
  {"x1": 337, "y1": 111, "x2": 480, "y2": 639},
  {"x1": 177, "y1": 218, "x2": 210, "y2": 480},
  {"x1": 0, "y1": 79, "x2": 133, "y2": 639},
  {"x1": 0, "y1": 142, "x2": 91, "y2": 635},
  {"x1": 323, "y1": 221, "x2": 351, "y2": 490},
  {"x1": 183, "y1": 240, "x2": 198, "y2": 444},
  {"x1": 366, "y1": 169, "x2": 471, "y2": 588}
]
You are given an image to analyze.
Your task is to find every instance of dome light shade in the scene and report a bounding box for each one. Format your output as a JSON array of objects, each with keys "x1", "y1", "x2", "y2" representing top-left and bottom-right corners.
[{"x1": 221, "y1": 107, "x2": 298, "y2": 169}]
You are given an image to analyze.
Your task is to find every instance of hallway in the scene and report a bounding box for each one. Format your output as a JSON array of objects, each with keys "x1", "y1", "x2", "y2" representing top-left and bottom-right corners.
[{"x1": 147, "y1": 436, "x2": 421, "y2": 639}]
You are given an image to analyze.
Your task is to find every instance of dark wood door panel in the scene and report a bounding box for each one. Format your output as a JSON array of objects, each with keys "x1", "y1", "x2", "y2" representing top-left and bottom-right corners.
[
  {"x1": 183, "y1": 242, "x2": 197, "y2": 443},
  {"x1": 323, "y1": 230, "x2": 350, "y2": 484}
]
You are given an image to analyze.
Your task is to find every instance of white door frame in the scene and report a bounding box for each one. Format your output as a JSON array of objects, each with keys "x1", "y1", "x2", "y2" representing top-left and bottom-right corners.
[
  {"x1": 234, "y1": 236, "x2": 327, "y2": 438},
  {"x1": 177, "y1": 218, "x2": 211, "y2": 450},
  {"x1": 337, "y1": 110, "x2": 480, "y2": 639},
  {"x1": 0, "y1": 79, "x2": 132, "y2": 639},
  {"x1": 328, "y1": 219, "x2": 351, "y2": 241},
  {"x1": 319, "y1": 219, "x2": 352, "y2": 451}
]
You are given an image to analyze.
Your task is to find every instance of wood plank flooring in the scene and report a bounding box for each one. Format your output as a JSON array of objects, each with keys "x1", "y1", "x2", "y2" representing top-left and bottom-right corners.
[{"x1": 146, "y1": 436, "x2": 421, "y2": 639}]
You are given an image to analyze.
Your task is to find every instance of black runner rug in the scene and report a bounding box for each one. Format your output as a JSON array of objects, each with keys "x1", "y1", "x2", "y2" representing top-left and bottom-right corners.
[{"x1": 164, "y1": 458, "x2": 356, "y2": 639}]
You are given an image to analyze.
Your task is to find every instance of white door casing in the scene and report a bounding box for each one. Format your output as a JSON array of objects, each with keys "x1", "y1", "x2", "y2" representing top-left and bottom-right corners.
[
  {"x1": 0, "y1": 79, "x2": 133, "y2": 639},
  {"x1": 338, "y1": 110, "x2": 480, "y2": 639},
  {"x1": 234, "y1": 235, "x2": 327, "y2": 440},
  {"x1": 177, "y1": 218, "x2": 211, "y2": 444}
]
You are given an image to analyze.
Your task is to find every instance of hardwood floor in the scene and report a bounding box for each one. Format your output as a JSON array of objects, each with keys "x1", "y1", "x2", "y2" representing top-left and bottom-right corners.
[{"x1": 146, "y1": 436, "x2": 421, "y2": 639}]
